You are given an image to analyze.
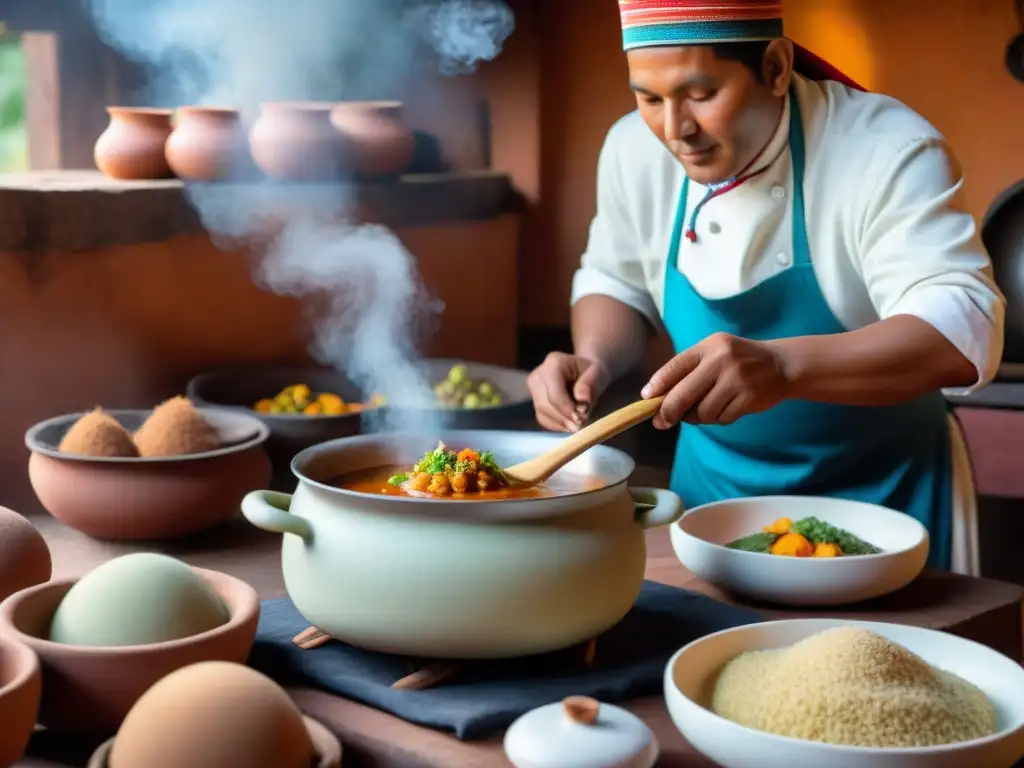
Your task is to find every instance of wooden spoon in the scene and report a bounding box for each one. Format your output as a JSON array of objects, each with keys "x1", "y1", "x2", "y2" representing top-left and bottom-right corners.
[{"x1": 503, "y1": 396, "x2": 666, "y2": 488}]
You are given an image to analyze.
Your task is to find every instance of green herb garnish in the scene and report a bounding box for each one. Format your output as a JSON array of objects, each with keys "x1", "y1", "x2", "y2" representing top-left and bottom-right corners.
[
  {"x1": 789, "y1": 516, "x2": 881, "y2": 555},
  {"x1": 387, "y1": 473, "x2": 410, "y2": 487},
  {"x1": 725, "y1": 532, "x2": 778, "y2": 553},
  {"x1": 409, "y1": 442, "x2": 507, "y2": 480}
]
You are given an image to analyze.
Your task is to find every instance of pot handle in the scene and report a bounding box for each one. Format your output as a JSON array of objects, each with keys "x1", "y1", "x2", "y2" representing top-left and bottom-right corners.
[
  {"x1": 630, "y1": 487, "x2": 684, "y2": 529},
  {"x1": 241, "y1": 490, "x2": 313, "y2": 542}
]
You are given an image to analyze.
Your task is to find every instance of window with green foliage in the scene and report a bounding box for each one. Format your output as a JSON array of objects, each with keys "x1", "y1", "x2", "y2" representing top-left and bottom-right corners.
[{"x1": 0, "y1": 31, "x2": 28, "y2": 172}]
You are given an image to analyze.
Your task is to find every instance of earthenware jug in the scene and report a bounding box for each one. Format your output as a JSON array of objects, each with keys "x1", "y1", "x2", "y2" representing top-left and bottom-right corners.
[
  {"x1": 330, "y1": 101, "x2": 415, "y2": 177},
  {"x1": 94, "y1": 108, "x2": 174, "y2": 180},
  {"x1": 249, "y1": 102, "x2": 348, "y2": 181},
  {"x1": 165, "y1": 107, "x2": 251, "y2": 181}
]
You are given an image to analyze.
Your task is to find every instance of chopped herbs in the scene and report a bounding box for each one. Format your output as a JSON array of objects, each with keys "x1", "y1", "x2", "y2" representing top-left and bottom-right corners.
[
  {"x1": 387, "y1": 472, "x2": 410, "y2": 487},
  {"x1": 725, "y1": 532, "x2": 778, "y2": 554},
  {"x1": 789, "y1": 516, "x2": 882, "y2": 556}
]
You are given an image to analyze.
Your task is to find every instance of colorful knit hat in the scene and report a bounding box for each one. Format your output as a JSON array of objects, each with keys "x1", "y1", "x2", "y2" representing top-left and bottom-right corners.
[{"x1": 619, "y1": 0, "x2": 865, "y2": 91}]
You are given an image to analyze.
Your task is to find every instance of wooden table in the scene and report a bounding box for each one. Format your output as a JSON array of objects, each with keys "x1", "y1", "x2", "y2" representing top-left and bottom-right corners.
[{"x1": 17, "y1": 502, "x2": 1024, "y2": 768}]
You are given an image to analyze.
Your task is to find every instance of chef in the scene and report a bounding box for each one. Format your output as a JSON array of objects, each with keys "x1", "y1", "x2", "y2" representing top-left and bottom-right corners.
[{"x1": 526, "y1": 0, "x2": 1005, "y2": 573}]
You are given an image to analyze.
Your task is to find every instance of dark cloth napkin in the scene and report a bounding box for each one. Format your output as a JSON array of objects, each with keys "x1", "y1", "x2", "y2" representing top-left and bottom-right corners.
[{"x1": 247, "y1": 581, "x2": 765, "y2": 740}]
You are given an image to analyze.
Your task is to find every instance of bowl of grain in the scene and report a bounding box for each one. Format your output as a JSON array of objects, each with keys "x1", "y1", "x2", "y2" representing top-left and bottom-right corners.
[
  {"x1": 670, "y1": 496, "x2": 929, "y2": 606},
  {"x1": 664, "y1": 619, "x2": 1024, "y2": 768}
]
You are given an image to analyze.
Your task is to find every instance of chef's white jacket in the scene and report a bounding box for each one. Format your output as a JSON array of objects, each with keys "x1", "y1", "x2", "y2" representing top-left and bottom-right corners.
[{"x1": 571, "y1": 73, "x2": 1007, "y2": 575}]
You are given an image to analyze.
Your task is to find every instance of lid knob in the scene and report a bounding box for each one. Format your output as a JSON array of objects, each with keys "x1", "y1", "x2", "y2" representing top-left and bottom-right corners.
[{"x1": 562, "y1": 695, "x2": 600, "y2": 725}]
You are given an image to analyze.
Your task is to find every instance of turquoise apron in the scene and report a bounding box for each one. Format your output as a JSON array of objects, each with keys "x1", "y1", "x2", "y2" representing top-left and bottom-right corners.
[{"x1": 663, "y1": 88, "x2": 953, "y2": 569}]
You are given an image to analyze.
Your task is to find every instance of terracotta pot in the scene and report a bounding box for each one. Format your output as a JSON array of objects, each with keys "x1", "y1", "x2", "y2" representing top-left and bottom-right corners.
[
  {"x1": 0, "y1": 569, "x2": 260, "y2": 734},
  {"x1": 330, "y1": 101, "x2": 415, "y2": 177},
  {"x1": 249, "y1": 102, "x2": 348, "y2": 181},
  {"x1": 25, "y1": 408, "x2": 272, "y2": 541},
  {"x1": 0, "y1": 634, "x2": 41, "y2": 766},
  {"x1": 165, "y1": 106, "x2": 251, "y2": 181},
  {"x1": 94, "y1": 108, "x2": 174, "y2": 180},
  {"x1": 0, "y1": 505, "x2": 51, "y2": 603},
  {"x1": 88, "y1": 715, "x2": 342, "y2": 768}
]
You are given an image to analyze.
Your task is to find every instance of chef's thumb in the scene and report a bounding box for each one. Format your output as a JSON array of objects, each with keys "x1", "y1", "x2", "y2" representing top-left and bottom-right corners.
[{"x1": 572, "y1": 365, "x2": 605, "y2": 407}]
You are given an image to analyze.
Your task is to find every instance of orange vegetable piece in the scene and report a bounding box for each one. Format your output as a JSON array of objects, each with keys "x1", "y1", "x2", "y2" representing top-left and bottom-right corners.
[
  {"x1": 457, "y1": 448, "x2": 480, "y2": 464},
  {"x1": 763, "y1": 517, "x2": 793, "y2": 535},
  {"x1": 770, "y1": 532, "x2": 814, "y2": 558},
  {"x1": 813, "y1": 542, "x2": 843, "y2": 558}
]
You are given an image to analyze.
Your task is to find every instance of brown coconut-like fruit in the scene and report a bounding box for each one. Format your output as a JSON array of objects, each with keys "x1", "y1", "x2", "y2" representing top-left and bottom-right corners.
[
  {"x1": 133, "y1": 396, "x2": 221, "y2": 458},
  {"x1": 58, "y1": 408, "x2": 139, "y2": 458}
]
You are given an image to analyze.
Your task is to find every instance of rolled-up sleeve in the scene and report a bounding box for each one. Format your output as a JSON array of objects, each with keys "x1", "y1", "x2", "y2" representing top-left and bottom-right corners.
[
  {"x1": 858, "y1": 138, "x2": 1005, "y2": 393},
  {"x1": 570, "y1": 123, "x2": 659, "y2": 325}
]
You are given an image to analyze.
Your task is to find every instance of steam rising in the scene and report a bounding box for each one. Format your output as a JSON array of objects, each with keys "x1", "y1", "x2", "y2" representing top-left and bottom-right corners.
[{"x1": 83, "y1": 0, "x2": 514, "y2": 430}]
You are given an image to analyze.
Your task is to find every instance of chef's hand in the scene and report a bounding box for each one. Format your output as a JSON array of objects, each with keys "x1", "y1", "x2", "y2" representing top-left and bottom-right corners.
[
  {"x1": 528, "y1": 352, "x2": 610, "y2": 433},
  {"x1": 641, "y1": 332, "x2": 790, "y2": 429}
]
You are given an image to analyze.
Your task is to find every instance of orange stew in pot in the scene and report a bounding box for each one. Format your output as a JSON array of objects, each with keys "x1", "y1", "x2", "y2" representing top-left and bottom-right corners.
[{"x1": 331, "y1": 441, "x2": 602, "y2": 500}]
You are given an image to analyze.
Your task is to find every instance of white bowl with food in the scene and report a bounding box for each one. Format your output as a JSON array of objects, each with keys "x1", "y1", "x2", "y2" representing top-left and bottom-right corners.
[
  {"x1": 670, "y1": 495, "x2": 928, "y2": 606},
  {"x1": 664, "y1": 619, "x2": 1024, "y2": 768}
]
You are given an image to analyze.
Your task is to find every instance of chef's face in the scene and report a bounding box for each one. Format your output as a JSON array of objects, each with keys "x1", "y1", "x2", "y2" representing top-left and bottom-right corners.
[{"x1": 627, "y1": 40, "x2": 793, "y2": 185}]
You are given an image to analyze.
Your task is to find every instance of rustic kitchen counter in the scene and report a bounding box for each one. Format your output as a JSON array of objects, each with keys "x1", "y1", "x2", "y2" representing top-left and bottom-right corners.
[{"x1": 16, "y1": 469, "x2": 1024, "y2": 767}]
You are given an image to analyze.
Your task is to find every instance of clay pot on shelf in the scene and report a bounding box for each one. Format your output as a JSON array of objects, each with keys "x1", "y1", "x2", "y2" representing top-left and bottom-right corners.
[
  {"x1": 330, "y1": 101, "x2": 415, "y2": 178},
  {"x1": 249, "y1": 102, "x2": 349, "y2": 181},
  {"x1": 165, "y1": 107, "x2": 251, "y2": 181},
  {"x1": 94, "y1": 108, "x2": 175, "y2": 180}
]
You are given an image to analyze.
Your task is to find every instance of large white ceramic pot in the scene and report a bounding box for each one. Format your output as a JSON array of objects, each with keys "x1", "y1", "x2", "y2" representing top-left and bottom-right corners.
[{"x1": 242, "y1": 430, "x2": 683, "y2": 659}]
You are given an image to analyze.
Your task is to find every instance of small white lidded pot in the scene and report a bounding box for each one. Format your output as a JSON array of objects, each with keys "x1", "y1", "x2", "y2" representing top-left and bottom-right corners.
[{"x1": 504, "y1": 695, "x2": 659, "y2": 768}]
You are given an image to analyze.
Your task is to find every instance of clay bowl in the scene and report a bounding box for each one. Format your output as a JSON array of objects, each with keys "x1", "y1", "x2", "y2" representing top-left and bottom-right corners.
[
  {"x1": 186, "y1": 366, "x2": 375, "y2": 486},
  {"x1": 0, "y1": 634, "x2": 42, "y2": 766},
  {"x1": 25, "y1": 408, "x2": 271, "y2": 540},
  {"x1": 87, "y1": 715, "x2": 343, "y2": 767},
  {"x1": 0, "y1": 568, "x2": 259, "y2": 734}
]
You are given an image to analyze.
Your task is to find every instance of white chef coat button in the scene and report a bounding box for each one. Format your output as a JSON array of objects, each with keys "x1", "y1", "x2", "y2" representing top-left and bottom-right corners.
[
  {"x1": 771, "y1": 185, "x2": 786, "y2": 200},
  {"x1": 776, "y1": 252, "x2": 790, "y2": 267},
  {"x1": 708, "y1": 221, "x2": 721, "y2": 234}
]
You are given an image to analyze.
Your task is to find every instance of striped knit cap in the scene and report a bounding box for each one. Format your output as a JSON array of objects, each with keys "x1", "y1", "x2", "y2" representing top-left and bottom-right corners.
[{"x1": 618, "y1": 0, "x2": 865, "y2": 90}]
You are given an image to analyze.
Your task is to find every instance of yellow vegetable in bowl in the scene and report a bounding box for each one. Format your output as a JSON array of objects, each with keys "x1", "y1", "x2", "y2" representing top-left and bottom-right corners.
[{"x1": 252, "y1": 385, "x2": 384, "y2": 417}]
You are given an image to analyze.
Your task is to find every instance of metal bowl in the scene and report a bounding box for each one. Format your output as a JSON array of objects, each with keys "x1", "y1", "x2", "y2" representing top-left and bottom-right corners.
[
  {"x1": 186, "y1": 361, "x2": 536, "y2": 487},
  {"x1": 387, "y1": 358, "x2": 534, "y2": 430}
]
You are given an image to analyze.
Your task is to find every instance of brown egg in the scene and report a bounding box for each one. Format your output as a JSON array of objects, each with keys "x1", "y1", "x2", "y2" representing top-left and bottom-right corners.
[
  {"x1": 58, "y1": 408, "x2": 138, "y2": 458},
  {"x1": 0, "y1": 506, "x2": 51, "y2": 602},
  {"x1": 133, "y1": 396, "x2": 220, "y2": 458},
  {"x1": 109, "y1": 661, "x2": 314, "y2": 768}
]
